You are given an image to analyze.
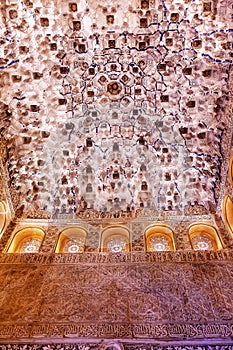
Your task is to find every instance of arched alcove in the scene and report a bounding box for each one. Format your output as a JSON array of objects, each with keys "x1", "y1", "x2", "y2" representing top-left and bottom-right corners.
[
  {"x1": 145, "y1": 224, "x2": 175, "y2": 252},
  {"x1": 7, "y1": 227, "x2": 45, "y2": 253},
  {"x1": 0, "y1": 201, "x2": 7, "y2": 238},
  {"x1": 223, "y1": 195, "x2": 233, "y2": 238},
  {"x1": 189, "y1": 223, "x2": 222, "y2": 251},
  {"x1": 101, "y1": 226, "x2": 130, "y2": 252},
  {"x1": 55, "y1": 227, "x2": 87, "y2": 253}
]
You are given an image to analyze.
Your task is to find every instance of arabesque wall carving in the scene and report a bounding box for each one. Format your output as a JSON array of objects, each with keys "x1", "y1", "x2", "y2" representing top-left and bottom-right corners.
[
  {"x1": 1, "y1": 344, "x2": 233, "y2": 350},
  {"x1": 0, "y1": 252, "x2": 233, "y2": 341}
]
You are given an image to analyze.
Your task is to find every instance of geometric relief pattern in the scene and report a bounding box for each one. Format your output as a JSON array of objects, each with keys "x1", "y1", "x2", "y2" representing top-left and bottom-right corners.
[
  {"x1": 1, "y1": 0, "x2": 233, "y2": 220},
  {"x1": 0, "y1": 254, "x2": 233, "y2": 340},
  {"x1": 1, "y1": 345, "x2": 233, "y2": 350},
  {"x1": 1, "y1": 346, "x2": 233, "y2": 350}
]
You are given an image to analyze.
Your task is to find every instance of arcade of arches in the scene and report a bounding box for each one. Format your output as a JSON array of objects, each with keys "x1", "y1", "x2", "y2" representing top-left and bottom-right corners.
[{"x1": 0, "y1": 0, "x2": 233, "y2": 348}]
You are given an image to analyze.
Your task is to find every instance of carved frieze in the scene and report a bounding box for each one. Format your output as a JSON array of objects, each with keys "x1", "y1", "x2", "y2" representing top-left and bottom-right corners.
[
  {"x1": 1, "y1": 344, "x2": 233, "y2": 350},
  {"x1": 0, "y1": 250, "x2": 233, "y2": 264},
  {"x1": 0, "y1": 252, "x2": 233, "y2": 340}
]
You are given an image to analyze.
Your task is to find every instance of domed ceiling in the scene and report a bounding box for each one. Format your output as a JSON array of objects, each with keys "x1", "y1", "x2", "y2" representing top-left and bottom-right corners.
[{"x1": 0, "y1": 0, "x2": 232, "y2": 223}]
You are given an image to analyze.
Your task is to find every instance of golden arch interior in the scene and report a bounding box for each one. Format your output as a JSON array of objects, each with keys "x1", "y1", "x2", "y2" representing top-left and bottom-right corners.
[
  {"x1": 55, "y1": 227, "x2": 87, "y2": 253},
  {"x1": 101, "y1": 226, "x2": 130, "y2": 252},
  {"x1": 0, "y1": 201, "x2": 7, "y2": 239},
  {"x1": 7, "y1": 227, "x2": 45, "y2": 253},
  {"x1": 145, "y1": 224, "x2": 175, "y2": 252},
  {"x1": 3, "y1": 221, "x2": 230, "y2": 253},
  {"x1": 189, "y1": 223, "x2": 222, "y2": 251},
  {"x1": 223, "y1": 195, "x2": 233, "y2": 239}
]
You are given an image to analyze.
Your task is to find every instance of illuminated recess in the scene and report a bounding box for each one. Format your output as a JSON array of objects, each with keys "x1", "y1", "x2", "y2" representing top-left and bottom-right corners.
[
  {"x1": 101, "y1": 226, "x2": 130, "y2": 252},
  {"x1": 223, "y1": 195, "x2": 233, "y2": 239},
  {"x1": 20, "y1": 238, "x2": 42, "y2": 253},
  {"x1": 7, "y1": 227, "x2": 45, "y2": 253},
  {"x1": 189, "y1": 223, "x2": 222, "y2": 251},
  {"x1": 145, "y1": 224, "x2": 175, "y2": 252},
  {"x1": 55, "y1": 227, "x2": 86, "y2": 253}
]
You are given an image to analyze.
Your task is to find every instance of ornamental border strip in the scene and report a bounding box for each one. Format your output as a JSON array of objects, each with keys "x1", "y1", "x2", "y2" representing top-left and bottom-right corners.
[
  {"x1": 0, "y1": 323, "x2": 233, "y2": 340},
  {"x1": 2, "y1": 344, "x2": 233, "y2": 350},
  {"x1": 0, "y1": 250, "x2": 233, "y2": 265}
]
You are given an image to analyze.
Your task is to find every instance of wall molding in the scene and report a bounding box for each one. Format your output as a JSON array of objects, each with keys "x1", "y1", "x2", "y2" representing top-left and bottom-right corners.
[{"x1": 0, "y1": 250, "x2": 233, "y2": 264}]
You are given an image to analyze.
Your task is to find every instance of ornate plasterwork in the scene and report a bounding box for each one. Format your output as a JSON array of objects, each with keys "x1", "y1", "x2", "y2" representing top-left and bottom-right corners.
[
  {"x1": 125, "y1": 344, "x2": 233, "y2": 350},
  {"x1": 1, "y1": 344, "x2": 233, "y2": 350},
  {"x1": 0, "y1": 322, "x2": 232, "y2": 338},
  {"x1": 0, "y1": 0, "x2": 232, "y2": 221},
  {"x1": 1, "y1": 250, "x2": 233, "y2": 264},
  {"x1": 0, "y1": 252, "x2": 233, "y2": 340},
  {"x1": 0, "y1": 1, "x2": 233, "y2": 345}
]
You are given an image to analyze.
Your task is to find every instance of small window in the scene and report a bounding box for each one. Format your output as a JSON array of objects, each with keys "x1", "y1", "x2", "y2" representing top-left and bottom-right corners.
[
  {"x1": 106, "y1": 236, "x2": 128, "y2": 253},
  {"x1": 148, "y1": 234, "x2": 171, "y2": 251},
  {"x1": 20, "y1": 238, "x2": 42, "y2": 253},
  {"x1": 189, "y1": 223, "x2": 222, "y2": 251},
  {"x1": 145, "y1": 224, "x2": 175, "y2": 252},
  {"x1": 7, "y1": 227, "x2": 45, "y2": 253},
  {"x1": 55, "y1": 227, "x2": 86, "y2": 253},
  {"x1": 63, "y1": 237, "x2": 85, "y2": 253},
  {"x1": 101, "y1": 226, "x2": 130, "y2": 252}
]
